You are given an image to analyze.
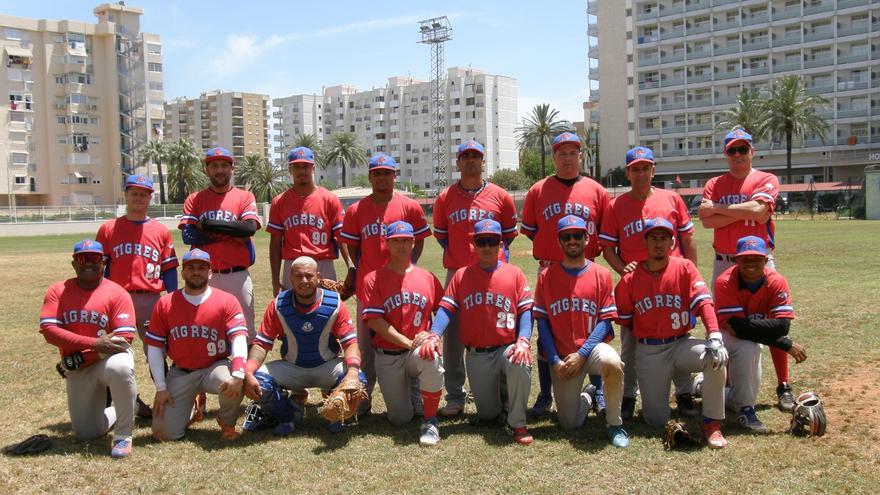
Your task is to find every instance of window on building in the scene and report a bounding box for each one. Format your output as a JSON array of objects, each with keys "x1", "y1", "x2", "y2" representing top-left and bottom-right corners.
[
  {"x1": 5, "y1": 28, "x2": 21, "y2": 40},
  {"x1": 15, "y1": 176, "x2": 26, "y2": 185},
  {"x1": 146, "y1": 43, "x2": 161, "y2": 55},
  {"x1": 147, "y1": 62, "x2": 163, "y2": 72}
]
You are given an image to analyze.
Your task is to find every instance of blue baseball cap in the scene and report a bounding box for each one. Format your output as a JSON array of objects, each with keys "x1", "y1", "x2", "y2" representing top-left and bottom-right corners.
[
  {"x1": 556, "y1": 215, "x2": 587, "y2": 233},
  {"x1": 182, "y1": 248, "x2": 212, "y2": 266},
  {"x1": 626, "y1": 147, "x2": 655, "y2": 167},
  {"x1": 724, "y1": 129, "x2": 753, "y2": 150},
  {"x1": 288, "y1": 147, "x2": 314, "y2": 165},
  {"x1": 457, "y1": 139, "x2": 485, "y2": 158},
  {"x1": 125, "y1": 174, "x2": 154, "y2": 192},
  {"x1": 642, "y1": 217, "x2": 675, "y2": 237},
  {"x1": 735, "y1": 236, "x2": 768, "y2": 257},
  {"x1": 552, "y1": 132, "x2": 581, "y2": 152},
  {"x1": 473, "y1": 219, "x2": 502, "y2": 237},
  {"x1": 73, "y1": 239, "x2": 104, "y2": 256},
  {"x1": 204, "y1": 147, "x2": 234, "y2": 164},
  {"x1": 368, "y1": 153, "x2": 397, "y2": 172},
  {"x1": 385, "y1": 221, "x2": 414, "y2": 239}
]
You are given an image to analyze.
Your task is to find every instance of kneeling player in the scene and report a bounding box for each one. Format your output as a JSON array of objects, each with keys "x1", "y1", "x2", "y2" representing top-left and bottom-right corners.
[
  {"x1": 361, "y1": 221, "x2": 445, "y2": 446},
  {"x1": 147, "y1": 250, "x2": 248, "y2": 441},
  {"x1": 533, "y1": 216, "x2": 628, "y2": 447}
]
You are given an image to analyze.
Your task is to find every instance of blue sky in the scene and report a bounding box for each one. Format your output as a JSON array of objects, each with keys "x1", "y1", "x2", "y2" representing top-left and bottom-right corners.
[{"x1": 1, "y1": 1, "x2": 590, "y2": 122}]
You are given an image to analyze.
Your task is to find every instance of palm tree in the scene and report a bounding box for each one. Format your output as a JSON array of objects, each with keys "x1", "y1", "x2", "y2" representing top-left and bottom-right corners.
[
  {"x1": 515, "y1": 104, "x2": 572, "y2": 178},
  {"x1": 237, "y1": 154, "x2": 287, "y2": 203},
  {"x1": 165, "y1": 138, "x2": 206, "y2": 203},
  {"x1": 322, "y1": 132, "x2": 367, "y2": 187},
  {"x1": 764, "y1": 75, "x2": 831, "y2": 184},
  {"x1": 137, "y1": 139, "x2": 168, "y2": 204},
  {"x1": 293, "y1": 133, "x2": 324, "y2": 168},
  {"x1": 714, "y1": 89, "x2": 770, "y2": 141},
  {"x1": 581, "y1": 126, "x2": 600, "y2": 179}
]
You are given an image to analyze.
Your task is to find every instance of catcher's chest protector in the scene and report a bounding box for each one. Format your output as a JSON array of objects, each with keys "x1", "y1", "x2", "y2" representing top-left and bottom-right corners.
[{"x1": 276, "y1": 289, "x2": 341, "y2": 367}]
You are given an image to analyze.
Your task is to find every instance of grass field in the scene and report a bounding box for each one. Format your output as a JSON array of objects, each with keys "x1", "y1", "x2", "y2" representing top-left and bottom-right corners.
[{"x1": 0, "y1": 219, "x2": 878, "y2": 494}]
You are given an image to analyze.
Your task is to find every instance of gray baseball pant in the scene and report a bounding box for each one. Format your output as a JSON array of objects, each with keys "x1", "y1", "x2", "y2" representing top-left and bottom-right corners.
[
  {"x1": 282, "y1": 259, "x2": 337, "y2": 290},
  {"x1": 209, "y1": 270, "x2": 254, "y2": 339},
  {"x1": 260, "y1": 358, "x2": 346, "y2": 391},
  {"x1": 130, "y1": 291, "x2": 161, "y2": 356},
  {"x1": 724, "y1": 332, "x2": 762, "y2": 411},
  {"x1": 621, "y1": 326, "x2": 693, "y2": 398},
  {"x1": 375, "y1": 346, "x2": 444, "y2": 425},
  {"x1": 466, "y1": 344, "x2": 531, "y2": 429},
  {"x1": 442, "y1": 268, "x2": 467, "y2": 407},
  {"x1": 551, "y1": 342, "x2": 624, "y2": 430},
  {"x1": 66, "y1": 350, "x2": 137, "y2": 441}
]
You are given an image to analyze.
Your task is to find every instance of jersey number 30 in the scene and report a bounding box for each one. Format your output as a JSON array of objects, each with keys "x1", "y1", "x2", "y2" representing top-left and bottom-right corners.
[{"x1": 670, "y1": 311, "x2": 690, "y2": 330}]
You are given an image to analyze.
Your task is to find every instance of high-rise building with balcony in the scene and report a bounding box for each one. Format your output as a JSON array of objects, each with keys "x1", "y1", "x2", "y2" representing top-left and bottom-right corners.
[
  {"x1": 0, "y1": 3, "x2": 164, "y2": 206},
  {"x1": 592, "y1": 0, "x2": 879, "y2": 186}
]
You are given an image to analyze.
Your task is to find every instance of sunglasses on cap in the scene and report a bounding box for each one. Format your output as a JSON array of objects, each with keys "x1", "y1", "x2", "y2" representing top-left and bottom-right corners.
[
  {"x1": 725, "y1": 146, "x2": 750, "y2": 156},
  {"x1": 559, "y1": 232, "x2": 585, "y2": 242},
  {"x1": 474, "y1": 237, "x2": 501, "y2": 247},
  {"x1": 74, "y1": 253, "x2": 104, "y2": 264}
]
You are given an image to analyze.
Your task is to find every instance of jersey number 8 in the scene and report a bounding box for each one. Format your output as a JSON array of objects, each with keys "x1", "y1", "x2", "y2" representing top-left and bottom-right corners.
[{"x1": 206, "y1": 340, "x2": 227, "y2": 357}]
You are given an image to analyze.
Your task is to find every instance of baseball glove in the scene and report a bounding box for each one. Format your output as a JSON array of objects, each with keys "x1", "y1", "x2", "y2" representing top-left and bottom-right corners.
[
  {"x1": 319, "y1": 376, "x2": 368, "y2": 423},
  {"x1": 318, "y1": 278, "x2": 355, "y2": 301},
  {"x1": 663, "y1": 421, "x2": 701, "y2": 450},
  {"x1": 4, "y1": 434, "x2": 52, "y2": 456},
  {"x1": 789, "y1": 391, "x2": 827, "y2": 437}
]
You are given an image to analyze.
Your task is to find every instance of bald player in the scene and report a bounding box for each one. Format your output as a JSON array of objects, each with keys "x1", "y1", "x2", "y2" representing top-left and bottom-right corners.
[
  {"x1": 533, "y1": 215, "x2": 628, "y2": 447},
  {"x1": 614, "y1": 218, "x2": 728, "y2": 448},
  {"x1": 521, "y1": 131, "x2": 611, "y2": 417},
  {"x1": 433, "y1": 139, "x2": 518, "y2": 417},
  {"x1": 599, "y1": 147, "x2": 698, "y2": 420},
  {"x1": 146, "y1": 249, "x2": 248, "y2": 441},
  {"x1": 361, "y1": 221, "x2": 445, "y2": 446},
  {"x1": 40, "y1": 239, "x2": 138, "y2": 458},
  {"x1": 426, "y1": 219, "x2": 535, "y2": 446}
]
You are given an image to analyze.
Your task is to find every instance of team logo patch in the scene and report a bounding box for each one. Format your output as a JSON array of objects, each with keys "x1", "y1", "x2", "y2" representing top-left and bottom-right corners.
[
  {"x1": 378, "y1": 156, "x2": 387, "y2": 164},
  {"x1": 634, "y1": 148, "x2": 646, "y2": 157},
  {"x1": 743, "y1": 238, "x2": 759, "y2": 249},
  {"x1": 732, "y1": 129, "x2": 747, "y2": 138},
  {"x1": 136, "y1": 176, "x2": 147, "y2": 183},
  {"x1": 778, "y1": 292, "x2": 788, "y2": 300},
  {"x1": 119, "y1": 313, "x2": 130, "y2": 320},
  {"x1": 234, "y1": 313, "x2": 245, "y2": 321},
  {"x1": 302, "y1": 322, "x2": 314, "y2": 333},
  {"x1": 213, "y1": 149, "x2": 224, "y2": 156},
  {"x1": 694, "y1": 281, "x2": 706, "y2": 289}
]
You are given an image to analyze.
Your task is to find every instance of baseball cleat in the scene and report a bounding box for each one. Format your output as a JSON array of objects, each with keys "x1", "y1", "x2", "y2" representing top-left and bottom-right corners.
[
  {"x1": 419, "y1": 418, "x2": 440, "y2": 447},
  {"x1": 189, "y1": 392, "x2": 207, "y2": 424},
  {"x1": 357, "y1": 401, "x2": 373, "y2": 418},
  {"x1": 469, "y1": 412, "x2": 507, "y2": 427},
  {"x1": 527, "y1": 394, "x2": 553, "y2": 418},
  {"x1": 272, "y1": 421, "x2": 295, "y2": 437},
  {"x1": 327, "y1": 421, "x2": 346, "y2": 434},
  {"x1": 580, "y1": 384, "x2": 596, "y2": 419},
  {"x1": 692, "y1": 373, "x2": 704, "y2": 399},
  {"x1": 136, "y1": 396, "x2": 153, "y2": 419},
  {"x1": 736, "y1": 406, "x2": 769, "y2": 434},
  {"x1": 607, "y1": 425, "x2": 630, "y2": 448},
  {"x1": 439, "y1": 402, "x2": 464, "y2": 418},
  {"x1": 512, "y1": 427, "x2": 534, "y2": 446},
  {"x1": 291, "y1": 389, "x2": 310, "y2": 407},
  {"x1": 218, "y1": 419, "x2": 240, "y2": 441},
  {"x1": 676, "y1": 393, "x2": 699, "y2": 418},
  {"x1": 621, "y1": 396, "x2": 636, "y2": 420},
  {"x1": 701, "y1": 420, "x2": 728, "y2": 449},
  {"x1": 110, "y1": 438, "x2": 132, "y2": 459},
  {"x1": 593, "y1": 388, "x2": 606, "y2": 416},
  {"x1": 777, "y1": 383, "x2": 795, "y2": 412}
]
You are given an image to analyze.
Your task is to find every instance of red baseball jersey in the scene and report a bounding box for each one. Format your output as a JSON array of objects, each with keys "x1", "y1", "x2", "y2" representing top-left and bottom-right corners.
[
  {"x1": 714, "y1": 266, "x2": 795, "y2": 324},
  {"x1": 144, "y1": 288, "x2": 248, "y2": 370},
  {"x1": 533, "y1": 262, "x2": 618, "y2": 357},
  {"x1": 433, "y1": 182, "x2": 518, "y2": 269},
  {"x1": 339, "y1": 193, "x2": 431, "y2": 292},
  {"x1": 702, "y1": 169, "x2": 779, "y2": 254},
  {"x1": 39, "y1": 278, "x2": 136, "y2": 360},
  {"x1": 96, "y1": 217, "x2": 178, "y2": 292},
  {"x1": 178, "y1": 187, "x2": 261, "y2": 270},
  {"x1": 438, "y1": 263, "x2": 533, "y2": 348},
  {"x1": 521, "y1": 176, "x2": 610, "y2": 262},
  {"x1": 598, "y1": 188, "x2": 694, "y2": 263},
  {"x1": 614, "y1": 257, "x2": 714, "y2": 340},
  {"x1": 361, "y1": 266, "x2": 444, "y2": 350},
  {"x1": 266, "y1": 187, "x2": 345, "y2": 261}
]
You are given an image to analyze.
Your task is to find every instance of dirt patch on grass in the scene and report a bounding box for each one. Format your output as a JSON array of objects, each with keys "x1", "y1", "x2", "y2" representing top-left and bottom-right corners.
[{"x1": 823, "y1": 359, "x2": 880, "y2": 459}]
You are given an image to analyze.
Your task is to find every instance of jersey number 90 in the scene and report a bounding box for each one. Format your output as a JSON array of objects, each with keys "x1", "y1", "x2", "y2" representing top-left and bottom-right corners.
[{"x1": 311, "y1": 231, "x2": 328, "y2": 245}]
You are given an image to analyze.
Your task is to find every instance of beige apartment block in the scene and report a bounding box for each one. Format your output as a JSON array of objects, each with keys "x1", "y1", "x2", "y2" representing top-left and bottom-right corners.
[
  {"x1": 0, "y1": 3, "x2": 164, "y2": 207},
  {"x1": 590, "y1": 0, "x2": 879, "y2": 187}
]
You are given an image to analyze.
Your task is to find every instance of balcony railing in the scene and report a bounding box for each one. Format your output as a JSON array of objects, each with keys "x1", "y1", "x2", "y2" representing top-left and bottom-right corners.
[
  {"x1": 664, "y1": 101, "x2": 686, "y2": 110},
  {"x1": 804, "y1": 56, "x2": 833, "y2": 69},
  {"x1": 660, "y1": 53, "x2": 685, "y2": 63},
  {"x1": 742, "y1": 39, "x2": 769, "y2": 51},
  {"x1": 688, "y1": 123, "x2": 713, "y2": 132},
  {"x1": 803, "y1": 29, "x2": 834, "y2": 43},
  {"x1": 773, "y1": 35, "x2": 802, "y2": 47},
  {"x1": 837, "y1": 53, "x2": 870, "y2": 65},
  {"x1": 742, "y1": 66, "x2": 770, "y2": 77},
  {"x1": 640, "y1": 54, "x2": 660, "y2": 66},
  {"x1": 660, "y1": 78, "x2": 685, "y2": 88},
  {"x1": 637, "y1": 10, "x2": 659, "y2": 22},
  {"x1": 714, "y1": 95, "x2": 737, "y2": 105},
  {"x1": 837, "y1": 24, "x2": 870, "y2": 38},
  {"x1": 660, "y1": 29, "x2": 684, "y2": 40},
  {"x1": 689, "y1": 98, "x2": 713, "y2": 108},
  {"x1": 712, "y1": 19, "x2": 739, "y2": 31},
  {"x1": 712, "y1": 0, "x2": 739, "y2": 6},
  {"x1": 690, "y1": 148, "x2": 714, "y2": 155},
  {"x1": 663, "y1": 148, "x2": 687, "y2": 157},
  {"x1": 742, "y1": 13, "x2": 770, "y2": 26},
  {"x1": 687, "y1": 49, "x2": 712, "y2": 61},
  {"x1": 638, "y1": 81, "x2": 660, "y2": 90},
  {"x1": 686, "y1": 0, "x2": 711, "y2": 10},
  {"x1": 640, "y1": 127, "x2": 661, "y2": 136},
  {"x1": 688, "y1": 73, "x2": 713, "y2": 84},
  {"x1": 805, "y1": 84, "x2": 834, "y2": 95},
  {"x1": 803, "y1": 2, "x2": 834, "y2": 16},
  {"x1": 713, "y1": 44, "x2": 741, "y2": 56},
  {"x1": 837, "y1": 108, "x2": 869, "y2": 118},
  {"x1": 773, "y1": 61, "x2": 802, "y2": 73},
  {"x1": 714, "y1": 70, "x2": 740, "y2": 81},
  {"x1": 641, "y1": 103, "x2": 660, "y2": 113},
  {"x1": 772, "y1": 8, "x2": 802, "y2": 21},
  {"x1": 686, "y1": 23, "x2": 711, "y2": 36},
  {"x1": 663, "y1": 125, "x2": 687, "y2": 134},
  {"x1": 837, "y1": 0, "x2": 871, "y2": 9}
]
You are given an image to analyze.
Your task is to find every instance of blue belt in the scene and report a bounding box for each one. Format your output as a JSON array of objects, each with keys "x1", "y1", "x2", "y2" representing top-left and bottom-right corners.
[{"x1": 638, "y1": 334, "x2": 688, "y2": 345}]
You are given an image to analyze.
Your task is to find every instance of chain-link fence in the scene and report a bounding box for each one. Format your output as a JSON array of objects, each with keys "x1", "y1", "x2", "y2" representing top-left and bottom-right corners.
[{"x1": 0, "y1": 204, "x2": 187, "y2": 223}]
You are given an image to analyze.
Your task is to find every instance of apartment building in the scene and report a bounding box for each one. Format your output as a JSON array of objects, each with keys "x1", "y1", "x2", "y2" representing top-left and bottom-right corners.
[
  {"x1": 0, "y1": 2, "x2": 164, "y2": 206},
  {"x1": 591, "y1": 0, "x2": 879, "y2": 186}
]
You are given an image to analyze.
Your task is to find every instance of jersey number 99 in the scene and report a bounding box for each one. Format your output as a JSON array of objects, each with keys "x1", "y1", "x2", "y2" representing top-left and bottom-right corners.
[{"x1": 206, "y1": 340, "x2": 227, "y2": 357}]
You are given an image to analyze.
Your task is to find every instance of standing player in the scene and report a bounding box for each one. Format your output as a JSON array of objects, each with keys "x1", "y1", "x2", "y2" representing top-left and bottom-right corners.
[
  {"x1": 146, "y1": 249, "x2": 248, "y2": 441},
  {"x1": 39, "y1": 240, "x2": 138, "y2": 458},
  {"x1": 426, "y1": 219, "x2": 535, "y2": 446},
  {"x1": 598, "y1": 147, "x2": 698, "y2": 419},
  {"x1": 243, "y1": 256, "x2": 364, "y2": 436},
  {"x1": 96, "y1": 174, "x2": 178, "y2": 418},
  {"x1": 521, "y1": 131, "x2": 611, "y2": 417},
  {"x1": 432, "y1": 139, "x2": 518, "y2": 417},
  {"x1": 714, "y1": 236, "x2": 807, "y2": 433},
  {"x1": 339, "y1": 153, "x2": 431, "y2": 414},
  {"x1": 533, "y1": 215, "x2": 627, "y2": 447},
  {"x1": 361, "y1": 221, "x2": 445, "y2": 446},
  {"x1": 698, "y1": 129, "x2": 794, "y2": 411},
  {"x1": 614, "y1": 219, "x2": 729, "y2": 448},
  {"x1": 267, "y1": 146, "x2": 353, "y2": 295},
  {"x1": 178, "y1": 146, "x2": 261, "y2": 338}
]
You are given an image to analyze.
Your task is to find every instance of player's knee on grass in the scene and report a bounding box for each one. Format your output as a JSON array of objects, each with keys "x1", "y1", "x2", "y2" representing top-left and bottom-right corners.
[{"x1": 151, "y1": 420, "x2": 185, "y2": 442}]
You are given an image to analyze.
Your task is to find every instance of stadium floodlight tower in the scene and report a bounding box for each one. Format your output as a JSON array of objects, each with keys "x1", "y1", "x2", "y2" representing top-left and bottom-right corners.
[{"x1": 418, "y1": 16, "x2": 453, "y2": 189}]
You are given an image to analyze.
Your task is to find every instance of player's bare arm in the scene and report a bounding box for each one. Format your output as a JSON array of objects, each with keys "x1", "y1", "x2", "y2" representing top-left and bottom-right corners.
[
  {"x1": 339, "y1": 243, "x2": 354, "y2": 270},
  {"x1": 367, "y1": 318, "x2": 413, "y2": 350},
  {"x1": 243, "y1": 345, "x2": 268, "y2": 400},
  {"x1": 93, "y1": 332, "x2": 129, "y2": 355},
  {"x1": 602, "y1": 246, "x2": 630, "y2": 276},
  {"x1": 269, "y1": 234, "x2": 283, "y2": 296},
  {"x1": 700, "y1": 198, "x2": 771, "y2": 222},
  {"x1": 680, "y1": 234, "x2": 698, "y2": 265},
  {"x1": 341, "y1": 339, "x2": 362, "y2": 381},
  {"x1": 412, "y1": 239, "x2": 425, "y2": 263}
]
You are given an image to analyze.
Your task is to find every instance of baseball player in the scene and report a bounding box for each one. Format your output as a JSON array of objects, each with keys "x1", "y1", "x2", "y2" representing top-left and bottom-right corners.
[
  {"x1": 521, "y1": 131, "x2": 611, "y2": 418},
  {"x1": 96, "y1": 174, "x2": 178, "y2": 418},
  {"x1": 39, "y1": 240, "x2": 138, "y2": 458},
  {"x1": 178, "y1": 146, "x2": 261, "y2": 338},
  {"x1": 714, "y1": 235, "x2": 807, "y2": 433},
  {"x1": 146, "y1": 249, "x2": 248, "y2": 441},
  {"x1": 339, "y1": 153, "x2": 431, "y2": 414},
  {"x1": 267, "y1": 146, "x2": 353, "y2": 295},
  {"x1": 243, "y1": 256, "x2": 364, "y2": 435},
  {"x1": 360, "y1": 221, "x2": 445, "y2": 446},
  {"x1": 614, "y1": 218, "x2": 729, "y2": 448},
  {"x1": 698, "y1": 129, "x2": 795, "y2": 412},
  {"x1": 426, "y1": 219, "x2": 535, "y2": 446},
  {"x1": 598, "y1": 147, "x2": 698, "y2": 420},
  {"x1": 433, "y1": 139, "x2": 518, "y2": 418},
  {"x1": 533, "y1": 215, "x2": 628, "y2": 447}
]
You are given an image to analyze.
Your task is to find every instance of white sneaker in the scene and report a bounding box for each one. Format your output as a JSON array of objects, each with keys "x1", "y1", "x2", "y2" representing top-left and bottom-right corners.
[{"x1": 419, "y1": 419, "x2": 440, "y2": 447}]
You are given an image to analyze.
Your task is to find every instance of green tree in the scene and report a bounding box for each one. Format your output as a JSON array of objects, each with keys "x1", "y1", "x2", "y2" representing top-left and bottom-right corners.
[
  {"x1": 515, "y1": 104, "x2": 572, "y2": 178},
  {"x1": 489, "y1": 168, "x2": 532, "y2": 191},
  {"x1": 237, "y1": 154, "x2": 287, "y2": 203},
  {"x1": 395, "y1": 180, "x2": 425, "y2": 197},
  {"x1": 519, "y1": 148, "x2": 549, "y2": 182},
  {"x1": 582, "y1": 126, "x2": 600, "y2": 180},
  {"x1": 165, "y1": 138, "x2": 206, "y2": 203},
  {"x1": 714, "y1": 89, "x2": 770, "y2": 141},
  {"x1": 351, "y1": 175, "x2": 371, "y2": 188},
  {"x1": 604, "y1": 167, "x2": 627, "y2": 188},
  {"x1": 764, "y1": 75, "x2": 831, "y2": 184},
  {"x1": 322, "y1": 132, "x2": 368, "y2": 187},
  {"x1": 136, "y1": 139, "x2": 168, "y2": 204}
]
